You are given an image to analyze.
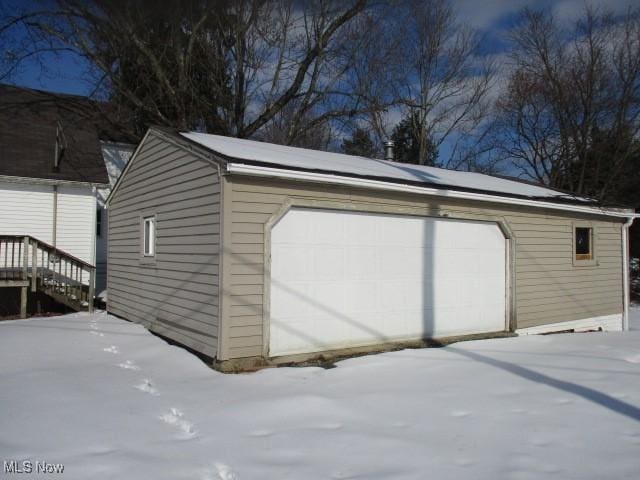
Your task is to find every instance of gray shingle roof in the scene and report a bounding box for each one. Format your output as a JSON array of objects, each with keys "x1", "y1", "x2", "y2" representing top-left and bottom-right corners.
[{"x1": 0, "y1": 84, "x2": 112, "y2": 184}]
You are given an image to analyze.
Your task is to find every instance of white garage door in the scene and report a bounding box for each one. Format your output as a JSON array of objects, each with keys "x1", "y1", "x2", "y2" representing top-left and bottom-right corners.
[{"x1": 269, "y1": 208, "x2": 506, "y2": 356}]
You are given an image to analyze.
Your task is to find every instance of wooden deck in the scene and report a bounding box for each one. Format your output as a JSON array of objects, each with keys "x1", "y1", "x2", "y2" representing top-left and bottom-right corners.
[{"x1": 0, "y1": 235, "x2": 95, "y2": 317}]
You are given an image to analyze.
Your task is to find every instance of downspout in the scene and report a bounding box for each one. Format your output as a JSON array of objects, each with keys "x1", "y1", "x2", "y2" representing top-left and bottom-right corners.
[
  {"x1": 622, "y1": 216, "x2": 636, "y2": 331},
  {"x1": 90, "y1": 185, "x2": 97, "y2": 267},
  {"x1": 52, "y1": 185, "x2": 58, "y2": 247},
  {"x1": 210, "y1": 157, "x2": 225, "y2": 361}
]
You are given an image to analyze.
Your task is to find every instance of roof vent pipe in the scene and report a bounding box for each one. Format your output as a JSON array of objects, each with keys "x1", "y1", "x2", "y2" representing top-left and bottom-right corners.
[{"x1": 383, "y1": 140, "x2": 395, "y2": 161}]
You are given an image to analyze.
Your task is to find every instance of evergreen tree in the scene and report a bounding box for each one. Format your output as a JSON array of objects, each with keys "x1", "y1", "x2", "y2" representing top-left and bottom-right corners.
[
  {"x1": 342, "y1": 128, "x2": 376, "y2": 157},
  {"x1": 390, "y1": 113, "x2": 438, "y2": 165}
]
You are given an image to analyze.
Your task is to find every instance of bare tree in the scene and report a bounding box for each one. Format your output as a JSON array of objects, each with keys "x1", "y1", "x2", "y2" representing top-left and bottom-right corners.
[
  {"x1": 13, "y1": 0, "x2": 369, "y2": 140},
  {"x1": 258, "y1": 98, "x2": 332, "y2": 149},
  {"x1": 497, "y1": 6, "x2": 640, "y2": 202},
  {"x1": 219, "y1": 0, "x2": 372, "y2": 140},
  {"x1": 362, "y1": 0, "x2": 494, "y2": 167}
]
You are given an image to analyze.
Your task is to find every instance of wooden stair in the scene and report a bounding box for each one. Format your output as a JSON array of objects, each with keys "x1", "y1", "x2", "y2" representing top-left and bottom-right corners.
[{"x1": 0, "y1": 235, "x2": 95, "y2": 318}]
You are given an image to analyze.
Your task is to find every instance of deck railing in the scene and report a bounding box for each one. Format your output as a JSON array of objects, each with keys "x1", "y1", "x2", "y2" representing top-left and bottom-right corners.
[{"x1": 0, "y1": 235, "x2": 95, "y2": 317}]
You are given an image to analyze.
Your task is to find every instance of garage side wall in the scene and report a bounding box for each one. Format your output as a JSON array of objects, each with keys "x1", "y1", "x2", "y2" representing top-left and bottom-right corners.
[
  {"x1": 220, "y1": 176, "x2": 624, "y2": 360},
  {"x1": 107, "y1": 133, "x2": 221, "y2": 358}
]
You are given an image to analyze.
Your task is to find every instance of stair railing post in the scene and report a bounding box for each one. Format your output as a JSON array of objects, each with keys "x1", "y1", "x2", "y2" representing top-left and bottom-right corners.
[
  {"x1": 88, "y1": 266, "x2": 95, "y2": 313},
  {"x1": 31, "y1": 239, "x2": 37, "y2": 292},
  {"x1": 22, "y1": 237, "x2": 29, "y2": 282},
  {"x1": 21, "y1": 236, "x2": 29, "y2": 318}
]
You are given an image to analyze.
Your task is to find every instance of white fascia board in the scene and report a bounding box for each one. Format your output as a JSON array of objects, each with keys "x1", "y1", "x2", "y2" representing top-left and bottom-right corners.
[
  {"x1": 226, "y1": 163, "x2": 639, "y2": 220},
  {"x1": 0, "y1": 174, "x2": 108, "y2": 189}
]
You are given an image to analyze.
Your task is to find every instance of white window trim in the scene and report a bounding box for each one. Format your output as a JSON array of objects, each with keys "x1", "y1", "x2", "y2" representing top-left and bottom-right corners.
[
  {"x1": 572, "y1": 222, "x2": 597, "y2": 267},
  {"x1": 143, "y1": 215, "x2": 156, "y2": 257}
]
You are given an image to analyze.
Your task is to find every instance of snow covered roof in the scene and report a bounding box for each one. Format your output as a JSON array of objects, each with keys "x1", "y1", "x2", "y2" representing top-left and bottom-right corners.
[{"x1": 181, "y1": 132, "x2": 590, "y2": 204}]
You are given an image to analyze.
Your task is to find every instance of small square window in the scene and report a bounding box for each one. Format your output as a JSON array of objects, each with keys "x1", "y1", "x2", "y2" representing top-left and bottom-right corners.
[
  {"x1": 143, "y1": 216, "x2": 156, "y2": 256},
  {"x1": 575, "y1": 227, "x2": 593, "y2": 261}
]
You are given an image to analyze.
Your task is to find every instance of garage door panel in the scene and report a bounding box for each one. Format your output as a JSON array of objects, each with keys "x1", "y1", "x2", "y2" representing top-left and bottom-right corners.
[
  {"x1": 346, "y1": 247, "x2": 377, "y2": 278},
  {"x1": 308, "y1": 282, "x2": 347, "y2": 317},
  {"x1": 345, "y1": 281, "x2": 378, "y2": 313},
  {"x1": 313, "y1": 247, "x2": 344, "y2": 281},
  {"x1": 345, "y1": 214, "x2": 378, "y2": 244},
  {"x1": 270, "y1": 209, "x2": 506, "y2": 356},
  {"x1": 434, "y1": 278, "x2": 461, "y2": 307},
  {"x1": 271, "y1": 281, "x2": 310, "y2": 318},
  {"x1": 312, "y1": 214, "x2": 345, "y2": 244},
  {"x1": 272, "y1": 245, "x2": 311, "y2": 281}
]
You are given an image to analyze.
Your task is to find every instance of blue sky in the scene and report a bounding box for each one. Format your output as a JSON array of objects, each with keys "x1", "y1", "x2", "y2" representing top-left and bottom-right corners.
[{"x1": 5, "y1": 0, "x2": 637, "y2": 96}]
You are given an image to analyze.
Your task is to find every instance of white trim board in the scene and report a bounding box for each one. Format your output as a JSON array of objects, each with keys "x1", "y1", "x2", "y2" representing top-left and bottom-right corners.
[
  {"x1": 226, "y1": 163, "x2": 639, "y2": 220},
  {"x1": 517, "y1": 314, "x2": 623, "y2": 335}
]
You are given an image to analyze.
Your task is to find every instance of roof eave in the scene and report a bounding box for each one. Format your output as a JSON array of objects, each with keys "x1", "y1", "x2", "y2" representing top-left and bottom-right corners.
[
  {"x1": 0, "y1": 174, "x2": 109, "y2": 189},
  {"x1": 226, "y1": 163, "x2": 637, "y2": 220}
]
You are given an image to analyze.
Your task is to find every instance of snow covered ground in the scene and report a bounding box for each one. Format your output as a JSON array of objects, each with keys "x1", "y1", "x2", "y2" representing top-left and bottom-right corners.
[{"x1": 1, "y1": 309, "x2": 639, "y2": 480}]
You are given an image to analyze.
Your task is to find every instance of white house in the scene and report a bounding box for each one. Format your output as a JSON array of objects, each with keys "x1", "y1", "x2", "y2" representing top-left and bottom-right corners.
[{"x1": 0, "y1": 84, "x2": 133, "y2": 311}]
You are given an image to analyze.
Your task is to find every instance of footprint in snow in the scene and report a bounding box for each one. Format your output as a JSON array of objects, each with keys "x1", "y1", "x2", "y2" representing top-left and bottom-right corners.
[
  {"x1": 116, "y1": 360, "x2": 140, "y2": 371},
  {"x1": 90, "y1": 331, "x2": 105, "y2": 337},
  {"x1": 134, "y1": 379, "x2": 159, "y2": 396},
  {"x1": 450, "y1": 410, "x2": 472, "y2": 418},
  {"x1": 553, "y1": 397, "x2": 573, "y2": 405},
  {"x1": 331, "y1": 471, "x2": 358, "y2": 479},
  {"x1": 159, "y1": 408, "x2": 196, "y2": 439},
  {"x1": 610, "y1": 392, "x2": 629, "y2": 399},
  {"x1": 103, "y1": 346, "x2": 119, "y2": 354},
  {"x1": 623, "y1": 431, "x2": 640, "y2": 444},
  {"x1": 314, "y1": 422, "x2": 343, "y2": 430},
  {"x1": 624, "y1": 353, "x2": 640, "y2": 364},
  {"x1": 531, "y1": 438, "x2": 551, "y2": 447},
  {"x1": 248, "y1": 429, "x2": 272, "y2": 437},
  {"x1": 214, "y1": 463, "x2": 238, "y2": 480}
]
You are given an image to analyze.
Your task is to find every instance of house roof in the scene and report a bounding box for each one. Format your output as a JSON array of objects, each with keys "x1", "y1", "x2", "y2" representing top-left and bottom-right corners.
[
  {"x1": 0, "y1": 84, "x2": 120, "y2": 185},
  {"x1": 180, "y1": 131, "x2": 593, "y2": 204}
]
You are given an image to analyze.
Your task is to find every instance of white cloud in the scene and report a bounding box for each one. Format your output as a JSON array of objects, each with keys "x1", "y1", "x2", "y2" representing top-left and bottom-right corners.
[
  {"x1": 452, "y1": 0, "x2": 638, "y2": 31},
  {"x1": 452, "y1": 0, "x2": 531, "y2": 30}
]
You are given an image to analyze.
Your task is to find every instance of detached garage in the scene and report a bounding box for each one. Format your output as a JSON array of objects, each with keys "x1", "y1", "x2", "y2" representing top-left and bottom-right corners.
[{"x1": 106, "y1": 127, "x2": 637, "y2": 367}]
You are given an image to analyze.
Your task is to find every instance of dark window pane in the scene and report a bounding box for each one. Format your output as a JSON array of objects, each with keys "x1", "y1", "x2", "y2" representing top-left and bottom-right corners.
[
  {"x1": 144, "y1": 220, "x2": 151, "y2": 254},
  {"x1": 575, "y1": 227, "x2": 591, "y2": 255}
]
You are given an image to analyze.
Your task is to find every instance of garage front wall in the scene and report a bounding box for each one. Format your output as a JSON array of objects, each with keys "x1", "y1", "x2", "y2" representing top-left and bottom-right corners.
[{"x1": 219, "y1": 175, "x2": 624, "y2": 360}]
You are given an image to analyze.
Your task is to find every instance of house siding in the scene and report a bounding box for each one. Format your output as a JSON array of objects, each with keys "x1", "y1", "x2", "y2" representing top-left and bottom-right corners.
[
  {"x1": 220, "y1": 175, "x2": 624, "y2": 360},
  {"x1": 0, "y1": 182, "x2": 54, "y2": 243},
  {"x1": 56, "y1": 185, "x2": 97, "y2": 266},
  {"x1": 0, "y1": 181, "x2": 96, "y2": 269},
  {"x1": 107, "y1": 133, "x2": 221, "y2": 358}
]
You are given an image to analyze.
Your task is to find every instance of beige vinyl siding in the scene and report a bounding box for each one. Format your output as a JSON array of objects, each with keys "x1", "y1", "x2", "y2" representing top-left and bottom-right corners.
[
  {"x1": 107, "y1": 133, "x2": 221, "y2": 358},
  {"x1": 220, "y1": 176, "x2": 624, "y2": 360}
]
